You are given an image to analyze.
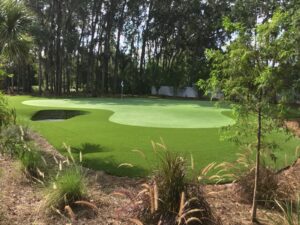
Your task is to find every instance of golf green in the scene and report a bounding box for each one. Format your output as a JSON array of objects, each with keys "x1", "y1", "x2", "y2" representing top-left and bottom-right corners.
[
  {"x1": 7, "y1": 96, "x2": 300, "y2": 177},
  {"x1": 22, "y1": 98, "x2": 234, "y2": 128}
]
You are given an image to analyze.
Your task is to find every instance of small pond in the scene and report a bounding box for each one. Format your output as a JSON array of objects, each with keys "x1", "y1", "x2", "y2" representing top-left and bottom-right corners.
[{"x1": 31, "y1": 110, "x2": 88, "y2": 122}]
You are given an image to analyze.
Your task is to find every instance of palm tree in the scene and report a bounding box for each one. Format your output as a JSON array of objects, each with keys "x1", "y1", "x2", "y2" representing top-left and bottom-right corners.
[{"x1": 0, "y1": 0, "x2": 32, "y2": 91}]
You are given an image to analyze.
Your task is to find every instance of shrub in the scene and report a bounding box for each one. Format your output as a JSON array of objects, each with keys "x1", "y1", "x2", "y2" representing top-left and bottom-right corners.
[
  {"x1": 0, "y1": 125, "x2": 31, "y2": 157},
  {"x1": 219, "y1": 145, "x2": 286, "y2": 208},
  {"x1": 45, "y1": 166, "x2": 87, "y2": 209},
  {"x1": 18, "y1": 145, "x2": 46, "y2": 179},
  {"x1": 238, "y1": 166, "x2": 279, "y2": 207},
  {"x1": 0, "y1": 92, "x2": 16, "y2": 129}
]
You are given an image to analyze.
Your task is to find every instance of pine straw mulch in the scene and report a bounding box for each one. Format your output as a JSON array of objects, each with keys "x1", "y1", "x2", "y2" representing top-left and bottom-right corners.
[
  {"x1": 0, "y1": 131, "x2": 299, "y2": 225},
  {"x1": 204, "y1": 158, "x2": 300, "y2": 225}
]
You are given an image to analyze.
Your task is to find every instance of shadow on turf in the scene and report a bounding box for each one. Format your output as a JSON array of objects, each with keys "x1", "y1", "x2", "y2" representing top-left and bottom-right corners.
[
  {"x1": 67, "y1": 143, "x2": 148, "y2": 177},
  {"x1": 72, "y1": 143, "x2": 109, "y2": 154},
  {"x1": 83, "y1": 155, "x2": 149, "y2": 177}
]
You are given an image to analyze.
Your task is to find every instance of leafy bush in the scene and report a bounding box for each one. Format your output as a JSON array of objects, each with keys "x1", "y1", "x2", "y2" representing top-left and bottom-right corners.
[
  {"x1": 219, "y1": 146, "x2": 287, "y2": 208},
  {"x1": 0, "y1": 92, "x2": 16, "y2": 129},
  {"x1": 46, "y1": 166, "x2": 87, "y2": 209},
  {"x1": 0, "y1": 125, "x2": 31, "y2": 157},
  {"x1": 18, "y1": 145, "x2": 45, "y2": 179}
]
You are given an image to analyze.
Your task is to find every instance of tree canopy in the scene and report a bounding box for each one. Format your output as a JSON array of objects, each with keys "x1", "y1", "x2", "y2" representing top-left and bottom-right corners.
[{"x1": 0, "y1": 0, "x2": 298, "y2": 97}]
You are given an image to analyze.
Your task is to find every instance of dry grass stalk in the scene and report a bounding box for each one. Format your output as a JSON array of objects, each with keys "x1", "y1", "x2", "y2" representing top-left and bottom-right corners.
[
  {"x1": 139, "y1": 183, "x2": 159, "y2": 214},
  {"x1": 176, "y1": 192, "x2": 204, "y2": 225},
  {"x1": 132, "y1": 149, "x2": 146, "y2": 159},
  {"x1": 178, "y1": 192, "x2": 185, "y2": 220},
  {"x1": 118, "y1": 163, "x2": 134, "y2": 168},
  {"x1": 31, "y1": 176, "x2": 45, "y2": 185},
  {"x1": 75, "y1": 201, "x2": 98, "y2": 213},
  {"x1": 79, "y1": 151, "x2": 83, "y2": 163},
  {"x1": 190, "y1": 155, "x2": 194, "y2": 170},
  {"x1": 64, "y1": 205, "x2": 76, "y2": 221},
  {"x1": 51, "y1": 206, "x2": 71, "y2": 222},
  {"x1": 63, "y1": 143, "x2": 75, "y2": 163}
]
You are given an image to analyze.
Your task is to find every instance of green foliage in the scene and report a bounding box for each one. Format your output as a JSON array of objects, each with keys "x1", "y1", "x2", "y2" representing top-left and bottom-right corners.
[
  {"x1": 18, "y1": 145, "x2": 45, "y2": 179},
  {"x1": 0, "y1": 0, "x2": 33, "y2": 62},
  {"x1": 155, "y1": 149, "x2": 187, "y2": 213},
  {"x1": 270, "y1": 196, "x2": 300, "y2": 225},
  {"x1": 0, "y1": 92, "x2": 16, "y2": 129},
  {"x1": 201, "y1": 11, "x2": 300, "y2": 220},
  {"x1": 222, "y1": 16, "x2": 244, "y2": 33},
  {"x1": 0, "y1": 121, "x2": 45, "y2": 179},
  {"x1": 0, "y1": 124, "x2": 30, "y2": 157},
  {"x1": 46, "y1": 166, "x2": 87, "y2": 209},
  {"x1": 0, "y1": 120, "x2": 46, "y2": 180},
  {"x1": 202, "y1": 10, "x2": 292, "y2": 115},
  {"x1": 45, "y1": 143, "x2": 87, "y2": 209},
  {"x1": 201, "y1": 10, "x2": 297, "y2": 145}
]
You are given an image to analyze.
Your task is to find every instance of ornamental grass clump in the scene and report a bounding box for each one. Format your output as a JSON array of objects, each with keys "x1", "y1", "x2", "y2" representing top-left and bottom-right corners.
[
  {"x1": 269, "y1": 196, "x2": 300, "y2": 225},
  {"x1": 46, "y1": 166, "x2": 87, "y2": 209},
  {"x1": 18, "y1": 144, "x2": 46, "y2": 180},
  {"x1": 155, "y1": 150, "x2": 187, "y2": 214},
  {"x1": 45, "y1": 143, "x2": 91, "y2": 215},
  {"x1": 219, "y1": 145, "x2": 292, "y2": 208},
  {"x1": 121, "y1": 141, "x2": 221, "y2": 225}
]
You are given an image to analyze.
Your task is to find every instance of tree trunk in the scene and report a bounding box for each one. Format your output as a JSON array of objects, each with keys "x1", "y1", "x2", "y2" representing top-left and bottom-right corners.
[
  {"x1": 113, "y1": 0, "x2": 127, "y2": 94},
  {"x1": 95, "y1": 29, "x2": 104, "y2": 95},
  {"x1": 44, "y1": 45, "x2": 49, "y2": 92},
  {"x1": 55, "y1": 0, "x2": 63, "y2": 96},
  {"x1": 66, "y1": 54, "x2": 71, "y2": 94},
  {"x1": 102, "y1": 1, "x2": 116, "y2": 95},
  {"x1": 251, "y1": 102, "x2": 262, "y2": 222},
  {"x1": 38, "y1": 49, "x2": 43, "y2": 95},
  {"x1": 139, "y1": 0, "x2": 152, "y2": 89},
  {"x1": 87, "y1": 0, "x2": 102, "y2": 94},
  {"x1": 48, "y1": 1, "x2": 56, "y2": 94},
  {"x1": 75, "y1": 21, "x2": 85, "y2": 93},
  {"x1": 76, "y1": 49, "x2": 80, "y2": 93}
]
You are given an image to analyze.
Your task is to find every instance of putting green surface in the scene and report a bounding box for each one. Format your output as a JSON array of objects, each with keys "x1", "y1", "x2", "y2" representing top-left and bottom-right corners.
[
  {"x1": 22, "y1": 98, "x2": 234, "y2": 128},
  {"x1": 7, "y1": 96, "x2": 300, "y2": 177}
]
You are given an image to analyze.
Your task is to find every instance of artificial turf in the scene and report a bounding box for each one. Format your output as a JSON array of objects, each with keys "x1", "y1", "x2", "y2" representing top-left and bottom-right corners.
[
  {"x1": 7, "y1": 95, "x2": 300, "y2": 177},
  {"x1": 22, "y1": 98, "x2": 234, "y2": 128}
]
